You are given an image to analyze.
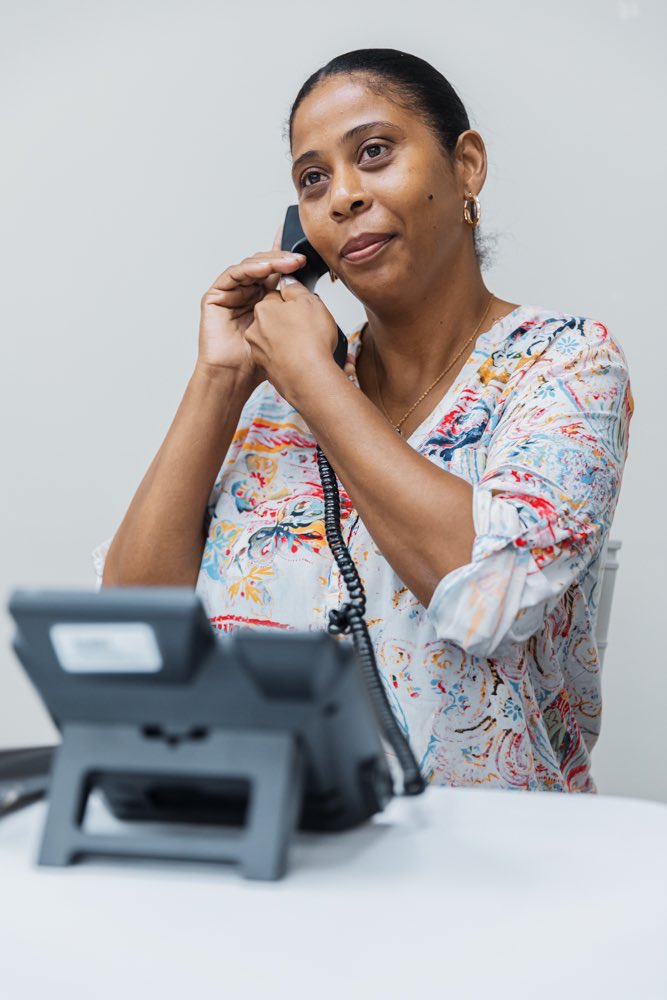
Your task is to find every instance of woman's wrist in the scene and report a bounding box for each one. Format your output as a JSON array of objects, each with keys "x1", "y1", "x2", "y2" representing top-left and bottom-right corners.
[
  {"x1": 286, "y1": 358, "x2": 348, "y2": 413},
  {"x1": 192, "y1": 360, "x2": 262, "y2": 398}
]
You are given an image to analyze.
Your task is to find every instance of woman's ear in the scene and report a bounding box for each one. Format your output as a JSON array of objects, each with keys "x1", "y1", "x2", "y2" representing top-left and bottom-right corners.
[{"x1": 454, "y1": 130, "x2": 488, "y2": 196}]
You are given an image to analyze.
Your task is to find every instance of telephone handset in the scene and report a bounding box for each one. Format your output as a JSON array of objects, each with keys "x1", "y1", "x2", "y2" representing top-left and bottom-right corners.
[
  {"x1": 280, "y1": 204, "x2": 424, "y2": 797},
  {"x1": 280, "y1": 205, "x2": 348, "y2": 369}
]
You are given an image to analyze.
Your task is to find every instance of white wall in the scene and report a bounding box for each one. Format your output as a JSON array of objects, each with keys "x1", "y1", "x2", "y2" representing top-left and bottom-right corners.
[{"x1": 1, "y1": 0, "x2": 664, "y2": 800}]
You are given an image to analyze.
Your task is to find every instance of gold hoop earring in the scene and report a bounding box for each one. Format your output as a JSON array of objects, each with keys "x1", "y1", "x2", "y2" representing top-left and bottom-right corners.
[
  {"x1": 463, "y1": 193, "x2": 481, "y2": 228},
  {"x1": 329, "y1": 269, "x2": 338, "y2": 283}
]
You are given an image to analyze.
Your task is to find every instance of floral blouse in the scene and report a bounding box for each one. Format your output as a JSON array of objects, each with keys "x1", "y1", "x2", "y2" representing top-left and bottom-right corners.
[{"x1": 92, "y1": 304, "x2": 633, "y2": 792}]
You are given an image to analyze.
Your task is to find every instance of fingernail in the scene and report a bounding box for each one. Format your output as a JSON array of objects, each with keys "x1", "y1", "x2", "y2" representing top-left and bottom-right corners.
[{"x1": 280, "y1": 275, "x2": 298, "y2": 285}]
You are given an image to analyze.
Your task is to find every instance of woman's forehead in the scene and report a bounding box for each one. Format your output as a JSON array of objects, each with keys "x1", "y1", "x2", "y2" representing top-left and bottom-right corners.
[{"x1": 291, "y1": 77, "x2": 411, "y2": 150}]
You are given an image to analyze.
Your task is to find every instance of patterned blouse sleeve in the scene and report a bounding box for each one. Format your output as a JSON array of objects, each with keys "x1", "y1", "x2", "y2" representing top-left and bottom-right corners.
[
  {"x1": 202, "y1": 381, "x2": 266, "y2": 535},
  {"x1": 91, "y1": 536, "x2": 112, "y2": 591},
  {"x1": 425, "y1": 319, "x2": 633, "y2": 658},
  {"x1": 90, "y1": 383, "x2": 266, "y2": 588}
]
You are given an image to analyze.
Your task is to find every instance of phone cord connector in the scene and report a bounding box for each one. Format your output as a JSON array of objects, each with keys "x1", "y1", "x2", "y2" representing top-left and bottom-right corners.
[{"x1": 316, "y1": 445, "x2": 425, "y2": 797}]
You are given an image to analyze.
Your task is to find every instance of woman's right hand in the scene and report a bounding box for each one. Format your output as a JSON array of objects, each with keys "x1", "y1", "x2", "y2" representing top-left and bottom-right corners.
[{"x1": 197, "y1": 223, "x2": 306, "y2": 391}]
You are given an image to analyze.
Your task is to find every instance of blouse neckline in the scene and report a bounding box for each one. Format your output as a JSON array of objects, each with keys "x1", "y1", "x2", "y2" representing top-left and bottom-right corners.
[{"x1": 345, "y1": 303, "x2": 540, "y2": 449}]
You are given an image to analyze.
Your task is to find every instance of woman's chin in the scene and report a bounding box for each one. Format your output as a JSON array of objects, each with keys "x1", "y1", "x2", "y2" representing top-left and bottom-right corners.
[{"x1": 344, "y1": 264, "x2": 413, "y2": 303}]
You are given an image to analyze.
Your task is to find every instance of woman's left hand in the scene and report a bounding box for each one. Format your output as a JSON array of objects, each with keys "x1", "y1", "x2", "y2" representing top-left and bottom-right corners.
[{"x1": 241, "y1": 276, "x2": 340, "y2": 403}]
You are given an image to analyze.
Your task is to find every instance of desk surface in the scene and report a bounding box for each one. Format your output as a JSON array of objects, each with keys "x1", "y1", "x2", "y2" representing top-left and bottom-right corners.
[{"x1": 2, "y1": 787, "x2": 667, "y2": 1000}]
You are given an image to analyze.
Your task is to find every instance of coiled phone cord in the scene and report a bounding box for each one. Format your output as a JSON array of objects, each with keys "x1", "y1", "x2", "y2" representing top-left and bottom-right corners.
[{"x1": 315, "y1": 445, "x2": 425, "y2": 796}]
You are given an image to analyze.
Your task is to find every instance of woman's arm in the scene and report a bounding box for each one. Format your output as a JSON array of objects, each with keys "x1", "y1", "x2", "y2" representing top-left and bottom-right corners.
[
  {"x1": 242, "y1": 277, "x2": 476, "y2": 604},
  {"x1": 100, "y1": 225, "x2": 307, "y2": 587},
  {"x1": 101, "y1": 364, "x2": 255, "y2": 587}
]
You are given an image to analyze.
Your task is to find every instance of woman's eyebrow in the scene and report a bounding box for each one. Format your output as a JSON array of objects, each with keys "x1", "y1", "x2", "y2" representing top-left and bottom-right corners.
[{"x1": 291, "y1": 120, "x2": 404, "y2": 176}]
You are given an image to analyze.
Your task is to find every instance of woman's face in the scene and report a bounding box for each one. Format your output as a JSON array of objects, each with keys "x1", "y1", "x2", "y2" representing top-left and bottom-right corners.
[{"x1": 290, "y1": 74, "x2": 484, "y2": 306}]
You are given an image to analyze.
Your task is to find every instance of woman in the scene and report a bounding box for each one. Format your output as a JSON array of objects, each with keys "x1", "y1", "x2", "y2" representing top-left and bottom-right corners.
[{"x1": 94, "y1": 48, "x2": 633, "y2": 792}]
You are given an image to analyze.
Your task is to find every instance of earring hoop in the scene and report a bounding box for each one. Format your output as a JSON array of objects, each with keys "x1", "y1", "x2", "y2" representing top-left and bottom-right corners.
[
  {"x1": 329, "y1": 269, "x2": 338, "y2": 283},
  {"x1": 463, "y1": 193, "x2": 481, "y2": 228}
]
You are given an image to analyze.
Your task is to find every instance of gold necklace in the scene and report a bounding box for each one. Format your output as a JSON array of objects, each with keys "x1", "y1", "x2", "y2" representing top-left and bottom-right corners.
[{"x1": 369, "y1": 293, "x2": 496, "y2": 436}]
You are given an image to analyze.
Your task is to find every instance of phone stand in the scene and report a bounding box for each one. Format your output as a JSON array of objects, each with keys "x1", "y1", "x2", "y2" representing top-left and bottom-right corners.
[
  {"x1": 8, "y1": 588, "x2": 392, "y2": 880},
  {"x1": 41, "y1": 723, "x2": 304, "y2": 880}
]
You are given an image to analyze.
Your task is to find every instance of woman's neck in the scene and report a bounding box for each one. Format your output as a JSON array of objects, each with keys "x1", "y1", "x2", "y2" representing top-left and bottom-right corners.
[
  {"x1": 359, "y1": 270, "x2": 498, "y2": 404},
  {"x1": 349, "y1": 231, "x2": 522, "y2": 421}
]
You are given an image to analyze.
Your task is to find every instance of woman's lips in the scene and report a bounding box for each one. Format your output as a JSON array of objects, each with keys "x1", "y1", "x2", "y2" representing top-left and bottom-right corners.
[{"x1": 342, "y1": 235, "x2": 395, "y2": 262}]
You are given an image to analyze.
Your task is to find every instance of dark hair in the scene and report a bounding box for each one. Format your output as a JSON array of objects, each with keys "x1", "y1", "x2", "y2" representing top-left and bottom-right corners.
[{"x1": 285, "y1": 48, "x2": 494, "y2": 270}]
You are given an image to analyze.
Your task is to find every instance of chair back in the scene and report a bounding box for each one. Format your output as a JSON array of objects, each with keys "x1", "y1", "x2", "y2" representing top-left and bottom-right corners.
[{"x1": 595, "y1": 539, "x2": 621, "y2": 668}]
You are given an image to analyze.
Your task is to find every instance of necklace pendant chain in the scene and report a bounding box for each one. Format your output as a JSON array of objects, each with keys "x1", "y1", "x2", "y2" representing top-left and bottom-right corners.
[{"x1": 371, "y1": 293, "x2": 496, "y2": 435}]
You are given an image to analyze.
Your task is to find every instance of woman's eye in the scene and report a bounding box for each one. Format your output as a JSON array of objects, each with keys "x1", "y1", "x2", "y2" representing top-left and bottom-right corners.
[
  {"x1": 361, "y1": 142, "x2": 388, "y2": 160},
  {"x1": 301, "y1": 170, "x2": 323, "y2": 188}
]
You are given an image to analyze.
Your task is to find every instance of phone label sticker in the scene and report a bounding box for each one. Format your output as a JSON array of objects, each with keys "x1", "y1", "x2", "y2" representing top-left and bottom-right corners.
[{"x1": 49, "y1": 622, "x2": 162, "y2": 673}]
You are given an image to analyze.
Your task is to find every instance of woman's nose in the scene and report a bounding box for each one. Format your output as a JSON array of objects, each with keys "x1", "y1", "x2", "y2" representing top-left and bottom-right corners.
[{"x1": 328, "y1": 169, "x2": 369, "y2": 218}]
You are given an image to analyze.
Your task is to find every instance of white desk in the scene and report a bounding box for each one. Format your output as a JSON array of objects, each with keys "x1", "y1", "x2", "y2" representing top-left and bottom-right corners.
[{"x1": 1, "y1": 788, "x2": 666, "y2": 999}]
